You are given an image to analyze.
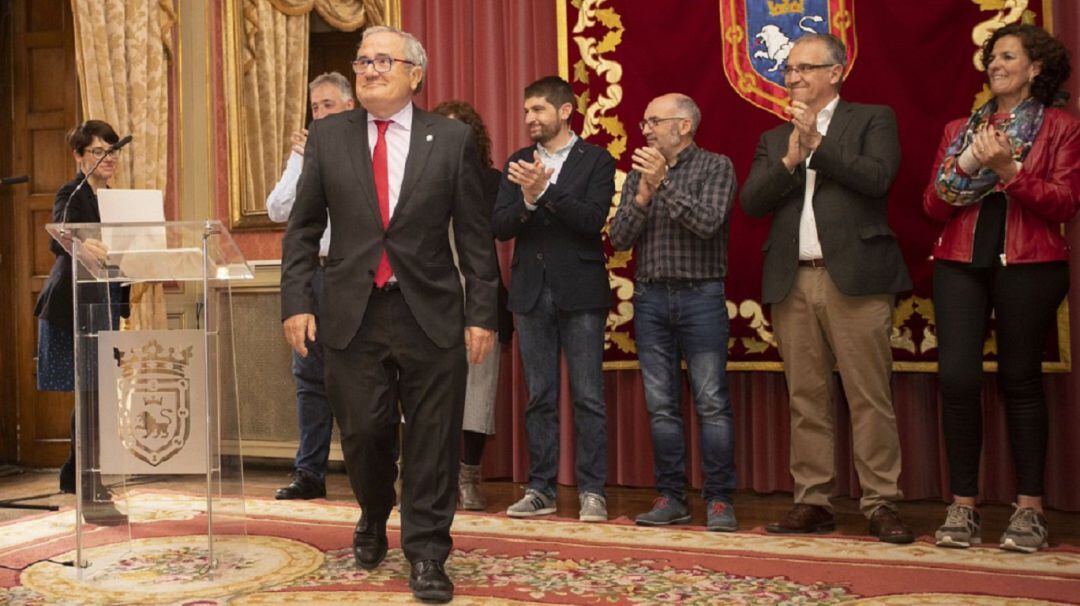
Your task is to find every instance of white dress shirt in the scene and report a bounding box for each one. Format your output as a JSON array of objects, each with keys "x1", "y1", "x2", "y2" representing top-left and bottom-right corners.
[
  {"x1": 266, "y1": 151, "x2": 331, "y2": 257},
  {"x1": 366, "y1": 102, "x2": 413, "y2": 221},
  {"x1": 798, "y1": 95, "x2": 840, "y2": 261},
  {"x1": 526, "y1": 132, "x2": 578, "y2": 211}
]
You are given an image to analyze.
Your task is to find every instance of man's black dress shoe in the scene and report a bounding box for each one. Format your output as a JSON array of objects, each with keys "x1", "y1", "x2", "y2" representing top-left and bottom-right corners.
[
  {"x1": 409, "y1": 559, "x2": 453, "y2": 603},
  {"x1": 274, "y1": 470, "x2": 326, "y2": 500},
  {"x1": 352, "y1": 514, "x2": 388, "y2": 569}
]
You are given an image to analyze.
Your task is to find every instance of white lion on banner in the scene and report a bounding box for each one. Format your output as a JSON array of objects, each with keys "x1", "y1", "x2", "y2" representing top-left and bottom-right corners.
[{"x1": 753, "y1": 16, "x2": 825, "y2": 72}]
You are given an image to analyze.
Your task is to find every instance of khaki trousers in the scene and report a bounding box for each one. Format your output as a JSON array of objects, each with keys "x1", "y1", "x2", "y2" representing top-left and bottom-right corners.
[{"x1": 772, "y1": 267, "x2": 903, "y2": 517}]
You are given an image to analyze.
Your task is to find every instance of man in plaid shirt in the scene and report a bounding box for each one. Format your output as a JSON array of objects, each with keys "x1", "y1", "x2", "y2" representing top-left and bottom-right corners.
[{"x1": 609, "y1": 93, "x2": 738, "y2": 531}]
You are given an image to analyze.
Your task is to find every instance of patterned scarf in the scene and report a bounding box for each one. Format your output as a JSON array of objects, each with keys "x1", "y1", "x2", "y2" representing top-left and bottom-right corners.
[{"x1": 934, "y1": 97, "x2": 1044, "y2": 207}]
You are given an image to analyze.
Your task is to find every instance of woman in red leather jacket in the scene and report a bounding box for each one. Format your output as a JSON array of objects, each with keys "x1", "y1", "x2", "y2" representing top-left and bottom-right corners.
[{"x1": 923, "y1": 24, "x2": 1079, "y2": 554}]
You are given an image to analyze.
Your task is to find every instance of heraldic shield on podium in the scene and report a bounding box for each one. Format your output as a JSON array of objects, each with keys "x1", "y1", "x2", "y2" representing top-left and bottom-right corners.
[{"x1": 44, "y1": 220, "x2": 254, "y2": 579}]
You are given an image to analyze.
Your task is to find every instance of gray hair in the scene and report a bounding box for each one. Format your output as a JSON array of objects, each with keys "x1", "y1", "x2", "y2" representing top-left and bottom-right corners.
[
  {"x1": 361, "y1": 26, "x2": 429, "y2": 93},
  {"x1": 672, "y1": 94, "x2": 702, "y2": 135},
  {"x1": 309, "y1": 71, "x2": 353, "y2": 101},
  {"x1": 792, "y1": 33, "x2": 848, "y2": 69}
]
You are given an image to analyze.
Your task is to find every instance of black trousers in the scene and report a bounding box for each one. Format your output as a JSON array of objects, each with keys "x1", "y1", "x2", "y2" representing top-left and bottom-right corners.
[
  {"x1": 933, "y1": 260, "x2": 1068, "y2": 498},
  {"x1": 324, "y1": 287, "x2": 467, "y2": 563}
]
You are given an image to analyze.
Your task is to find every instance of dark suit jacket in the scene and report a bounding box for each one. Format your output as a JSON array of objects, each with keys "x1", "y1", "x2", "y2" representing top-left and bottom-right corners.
[
  {"x1": 281, "y1": 106, "x2": 499, "y2": 350},
  {"x1": 740, "y1": 100, "x2": 912, "y2": 305},
  {"x1": 480, "y1": 167, "x2": 515, "y2": 343},
  {"x1": 491, "y1": 138, "x2": 615, "y2": 313},
  {"x1": 34, "y1": 175, "x2": 129, "y2": 327}
]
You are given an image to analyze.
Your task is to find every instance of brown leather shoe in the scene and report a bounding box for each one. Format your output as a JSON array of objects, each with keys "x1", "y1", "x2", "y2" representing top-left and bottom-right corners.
[
  {"x1": 765, "y1": 503, "x2": 835, "y2": 534},
  {"x1": 869, "y1": 506, "x2": 914, "y2": 544}
]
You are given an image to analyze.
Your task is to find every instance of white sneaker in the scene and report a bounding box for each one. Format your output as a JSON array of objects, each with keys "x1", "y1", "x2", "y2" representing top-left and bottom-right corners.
[
  {"x1": 506, "y1": 489, "x2": 555, "y2": 518},
  {"x1": 578, "y1": 492, "x2": 607, "y2": 522}
]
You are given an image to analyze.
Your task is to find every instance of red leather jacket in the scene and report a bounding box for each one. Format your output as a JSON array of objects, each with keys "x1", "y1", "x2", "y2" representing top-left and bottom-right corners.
[{"x1": 923, "y1": 107, "x2": 1080, "y2": 264}]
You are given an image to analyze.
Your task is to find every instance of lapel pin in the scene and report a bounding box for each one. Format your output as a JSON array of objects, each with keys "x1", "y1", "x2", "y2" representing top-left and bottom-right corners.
[{"x1": 426, "y1": 134, "x2": 434, "y2": 142}]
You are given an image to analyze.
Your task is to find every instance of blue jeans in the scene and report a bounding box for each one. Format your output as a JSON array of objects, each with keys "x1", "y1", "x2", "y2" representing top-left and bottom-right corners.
[
  {"x1": 293, "y1": 264, "x2": 333, "y2": 479},
  {"x1": 516, "y1": 284, "x2": 607, "y2": 497},
  {"x1": 633, "y1": 279, "x2": 735, "y2": 504}
]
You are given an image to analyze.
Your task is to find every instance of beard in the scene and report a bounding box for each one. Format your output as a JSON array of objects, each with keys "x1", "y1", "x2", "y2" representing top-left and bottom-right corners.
[{"x1": 528, "y1": 120, "x2": 561, "y2": 144}]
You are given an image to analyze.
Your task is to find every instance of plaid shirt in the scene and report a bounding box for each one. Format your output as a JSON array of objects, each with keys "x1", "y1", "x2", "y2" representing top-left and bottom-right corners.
[{"x1": 609, "y1": 143, "x2": 736, "y2": 280}]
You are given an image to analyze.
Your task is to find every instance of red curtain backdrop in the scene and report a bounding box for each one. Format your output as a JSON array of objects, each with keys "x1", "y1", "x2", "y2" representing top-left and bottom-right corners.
[{"x1": 402, "y1": 1, "x2": 1080, "y2": 511}]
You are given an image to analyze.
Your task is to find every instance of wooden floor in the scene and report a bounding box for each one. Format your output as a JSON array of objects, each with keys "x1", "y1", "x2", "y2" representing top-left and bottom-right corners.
[{"x1": 1, "y1": 465, "x2": 1078, "y2": 547}]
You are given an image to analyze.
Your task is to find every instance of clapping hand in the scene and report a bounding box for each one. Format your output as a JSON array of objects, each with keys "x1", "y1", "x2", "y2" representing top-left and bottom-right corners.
[
  {"x1": 970, "y1": 124, "x2": 1017, "y2": 180},
  {"x1": 508, "y1": 152, "x2": 554, "y2": 204},
  {"x1": 787, "y1": 101, "x2": 822, "y2": 152},
  {"x1": 781, "y1": 127, "x2": 809, "y2": 171},
  {"x1": 290, "y1": 129, "x2": 309, "y2": 156},
  {"x1": 631, "y1": 146, "x2": 668, "y2": 207}
]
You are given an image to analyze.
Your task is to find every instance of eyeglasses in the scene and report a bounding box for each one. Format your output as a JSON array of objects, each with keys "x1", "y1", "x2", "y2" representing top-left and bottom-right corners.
[
  {"x1": 351, "y1": 54, "x2": 417, "y2": 74},
  {"x1": 782, "y1": 63, "x2": 837, "y2": 76},
  {"x1": 85, "y1": 147, "x2": 121, "y2": 159},
  {"x1": 638, "y1": 116, "x2": 687, "y2": 131}
]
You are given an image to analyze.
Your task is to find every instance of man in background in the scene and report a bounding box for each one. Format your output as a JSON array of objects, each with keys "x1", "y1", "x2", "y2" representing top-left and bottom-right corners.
[
  {"x1": 609, "y1": 93, "x2": 739, "y2": 532},
  {"x1": 741, "y1": 34, "x2": 913, "y2": 544},
  {"x1": 492, "y1": 76, "x2": 615, "y2": 523},
  {"x1": 267, "y1": 71, "x2": 354, "y2": 501}
]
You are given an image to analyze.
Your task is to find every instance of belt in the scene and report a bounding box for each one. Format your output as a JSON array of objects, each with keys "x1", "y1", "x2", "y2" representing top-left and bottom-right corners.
[
  {"x1": 641, "y1": 278, "x2": 718, "y2": 289},
  {"x1": 798, "y1": 258, "x2": 826, "y2": 268},
  {"x1": 373, "y1": 281, "x2": 400, "y2": 293}
]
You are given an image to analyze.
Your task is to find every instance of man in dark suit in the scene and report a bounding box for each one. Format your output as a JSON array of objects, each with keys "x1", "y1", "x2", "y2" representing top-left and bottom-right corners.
[
  {"x1": 741, "y1": 34, "x2": 914, "y2": 543},
  {"x1": 492, "y1": 76, "x2": 615, "y2": 522},
  {"x1": 281, "y1": 26, "x2": 499, "y2": 603}
]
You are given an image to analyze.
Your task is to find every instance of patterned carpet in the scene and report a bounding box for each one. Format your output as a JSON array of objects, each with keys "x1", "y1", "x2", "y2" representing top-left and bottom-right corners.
[{"x1": 1, "y1": 492, "x2": 1077, "y2": 604}]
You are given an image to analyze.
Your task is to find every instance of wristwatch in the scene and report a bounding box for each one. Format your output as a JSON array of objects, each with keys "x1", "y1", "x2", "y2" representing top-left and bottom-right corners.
[{"x1": 658, "y1": 177, "x2": 671, "y2": 191}]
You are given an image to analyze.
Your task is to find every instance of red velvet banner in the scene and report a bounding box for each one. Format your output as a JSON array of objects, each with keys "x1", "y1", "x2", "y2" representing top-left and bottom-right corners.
[{"x1": 561, "y1": 0, "x2": 1066, "y2": 371}]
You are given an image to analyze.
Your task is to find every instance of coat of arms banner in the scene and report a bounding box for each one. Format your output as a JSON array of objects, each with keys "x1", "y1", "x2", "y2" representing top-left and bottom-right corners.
[{"x1": 559, "y1": 0, "x2": 1065, "y2": 371}]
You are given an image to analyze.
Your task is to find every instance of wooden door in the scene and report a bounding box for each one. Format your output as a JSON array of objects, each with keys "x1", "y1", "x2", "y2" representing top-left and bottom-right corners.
[{"x1": 4, "y1": 0, "x2": 81, "y2": 467}]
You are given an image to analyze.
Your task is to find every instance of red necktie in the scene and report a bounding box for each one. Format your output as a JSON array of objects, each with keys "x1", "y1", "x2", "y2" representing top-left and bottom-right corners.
[{"x1": 372, "y1": 119, "x2": 393, "y2": 287}]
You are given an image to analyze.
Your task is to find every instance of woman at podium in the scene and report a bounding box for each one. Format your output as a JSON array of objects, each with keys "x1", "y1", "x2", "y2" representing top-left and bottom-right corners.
[{"x1": 33, "y1": 119, "x2": 129, "y2": 497}]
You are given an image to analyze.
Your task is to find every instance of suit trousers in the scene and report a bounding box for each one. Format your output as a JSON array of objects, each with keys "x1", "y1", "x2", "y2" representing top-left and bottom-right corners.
[
  {"x1": 772, "y1": 266, "x2": 903, "y2": 517},
  {"x1": 324, "y1": 287, "x2": 467, "y2": 564}
]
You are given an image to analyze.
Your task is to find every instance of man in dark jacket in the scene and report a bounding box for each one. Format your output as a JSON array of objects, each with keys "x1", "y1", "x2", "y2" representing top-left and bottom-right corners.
[
  {"x1": 492, "y1": 76, "x2": 615, "y2": 523},
  {"x1": 741, "y1": 34, "x2": 913, "y2": 544}
]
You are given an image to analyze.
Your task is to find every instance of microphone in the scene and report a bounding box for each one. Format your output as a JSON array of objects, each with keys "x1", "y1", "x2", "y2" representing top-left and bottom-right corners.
[
  {"x1": 59, "y1": 135, "x2": 132, "y2": 232},
  {"x1": 0, "y1": 175, "x2": 28, "y2": 186},
  {"x1": 110, "y1": 135, "x2": 133, "y2": 152}
]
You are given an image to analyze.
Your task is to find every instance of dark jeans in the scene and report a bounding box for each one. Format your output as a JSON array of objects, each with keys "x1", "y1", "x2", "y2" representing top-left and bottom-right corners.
[
  {"x1": 516, "y1": 284, "x2": 607, "y2": 497},
  {"x1": 934, "y1": 261, "x2": 1069, "y2": 498},
  {"x1": 633, "y1": 279, "x2": 735, "y2": 504},
  {"x1": 292, "y1": 265, "x2": 333, "y2": 480}
]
